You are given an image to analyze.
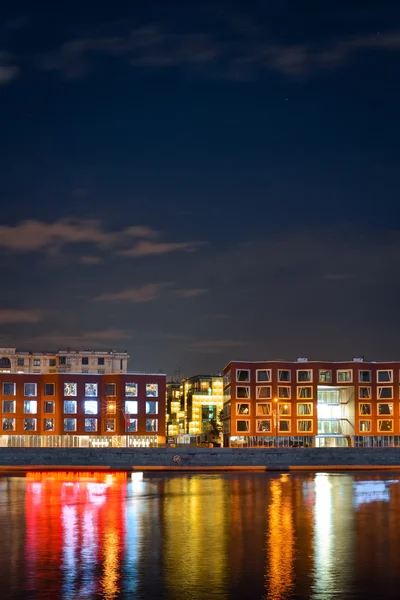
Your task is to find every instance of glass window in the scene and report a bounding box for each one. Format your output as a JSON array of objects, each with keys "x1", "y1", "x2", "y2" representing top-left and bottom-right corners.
[
  {"x1": 278, "y1": 386, "x2": 291, "y2": 399},
  {"x1": 236, "y1": 403, "x2": 250, "y2": 415},
  {"x1": 359, "y1": 387, "x2": 371, "y2": 399},
  {"x1": 256, "y1": 403, "x2": 271, "y2": 416},
  {"x1": 104, "y1": 419, "x2": 116, "y2": 432},
  {"x1": 257, "y1": 419, "x2": 271, "y2": 432},
  {"x1": 98, "y1": 357, "x2": 105, "y2": 366},
  {"x1": 2, "y1": 383, "x2": 16, "y2": 396},
  {"x1": 297, "y1": 420, "x2": 312, "y2": 432},
  {"x1": 278, "y1": 370, "x2": 291, "y2": 383},
  {"x1": 85, "y1": 418, "x2": 97, "y2": 432},
  {"x1": 33, "y1": 359, "x2": 40, "y2": 367},
  {"x1": 237, "y1": 386, "x2": 250, "y2": 399},
  {"x1": 319, "y1": 370, "x2": 332, "y2": 383},
  {"x1": 125, "y1": 383, "x2": 138, "y2": 397},
  {"x1": 85, "y1": 383, "x2": 98, "y2": 397},
  {"x1": 17, "y1": 358, "x2": 25, "y2": 366},
  {"x1": 44, "y1": 401, "x2": 55, "y2": 414},
  {"x1": 58, "y1": 356, "x2": 66, "y2": 365},
  {"x1": 24, "y1": 383, "x2": 37, "y2": 396},
  {"x1": 297, "y1": 403, "x2": 313, "y2": 416},
  {"x1": 236, "y1": 370, "x2": 250, "y2": 382},
  {"x1": 378, "y1": 420, "x2": 393, "y2": 432},
  {"x1": 44, "y1": 418, "x2": 54, "y2": 431},
  {"x1": 49, "y1": 359, "x2": 56, "y2": 367},
  {"x1": 24, "y1": 418, "x2": 36, "y2": 431},
  {"x1": 146, "y1": 418, "x2": 158, "y2": 432},
  {"x1": 82, "y1": 356, "x2": 89, "y2": 365},
  {"x1": 64, "y1": 418, "x2": 77, "y2": 432},
  {"x1": 256, "y1": 369, "x2": 271, "y2": 382},
  {"x1": 378, "y1": 387, "x2": 393, "y2": 399},
  {"x1": 256, "y1": 386, "x2": 271, "y2": 399},
  {"x1": 278, "y1": 420, "x2": 290, "y2": 432},
  {"x1": 378, "y1": 403, "x2": 393, "y2": 415},
  {"x1": 105, "y1": 383, "x2": 116, "y2": 396},
  {"x1": 146, "y1": 401, "x2": 158, "y2": 414},
  {"x1": 359, "y1": 420, "x2": 371, "y2": 432},
  {"x1": 223, "y1": 371, "x2": 231, "y2": 387},
  {"x1": 64, "y1": 383, "x2": 77, "y2": 397},
  {"x1": 2, "y1": 418, "x2": 15, "y2": 431},
  {"x1": 359, "y1": 403, "x2": 372, "y2": 416},
  {"x1": 359, "y1": 370, "x2": 372, "y2": 383},
  {"x1": 2, "y1": 400, "x2": 15, "y2": 413},
  {"x1": 126, "y1": 418, "x2": 138, "y2": 432},
  {"x1": 236, "y1": 420, "x2": 250, "y2": 432},
  {"x1": 337, "y1": 370, "x2": 352, "y2": 383},
  {"x1": 24, "y1": 400, "x2": 37, "y2": 414},
  {"x1": 44, "y1": 383, "x2": 55, "y2": 396},
  {"x1": 84, "y1": 400, "x2": 98, "y2": 415},
  {"x1": 278, "y1": 404, "x2": 291, "y2": 416},
  {"x1": 125, "y1": 401, "x2": 138, "y2": 415},
  {"x1": 64, "y1": 400, "x2": 77, "y2": 414},
  {"x1": 146, "y1": 383, "x2": 158, "y2": 397},
  {"x1": 297, "y1": 386, "x2": 312, "y2": 399},
  {"x1": 377, "y1": 370, "x2": 393, "y2": 383},
  {"x1": 297, "y1": 370, "x2": 312, "y2": 383}
]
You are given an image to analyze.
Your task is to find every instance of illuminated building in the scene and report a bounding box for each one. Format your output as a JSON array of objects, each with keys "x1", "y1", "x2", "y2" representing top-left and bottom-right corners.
[
  {"x1": 182, "y1": 375, "x2": 223, "y2": 438},
  {"x1": 222, "y1": 358, "x2": 400, "y2": 448},
  {"x1": 166, "y1": 381, "x2": 184, "y2": 437},
  {"x1": 0, "y1": 347, "x2": 129, "y2": 374},
  {"x1": 0, "y1": 372, "x2": 166, "y2": 447}
]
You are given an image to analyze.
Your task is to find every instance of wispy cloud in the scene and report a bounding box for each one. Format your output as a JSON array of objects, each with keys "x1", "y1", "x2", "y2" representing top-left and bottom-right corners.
[
  {"x1": 95, "y1": 283, "x2": 169, "y2": 303},
  {"x1": 0, "y1": 309, "x2": 43, "y2": 324},
  {"x1": 172, "y1": 288, "x2": 209, "y2": 299},
  {"x1": 119, "y1": 240, "x2": 205, "y2": 257},
  {"x1": 80, "y1": 255, "x2": 102, "y2": 265},
  {"x1": 0, "y1": 52, "x2": 19, "y2": 84}
]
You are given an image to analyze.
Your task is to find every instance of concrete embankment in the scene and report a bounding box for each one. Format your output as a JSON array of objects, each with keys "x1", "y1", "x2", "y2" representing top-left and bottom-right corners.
[{"x1": 1, "y1": 447, "x2": 400, "y2": 472}]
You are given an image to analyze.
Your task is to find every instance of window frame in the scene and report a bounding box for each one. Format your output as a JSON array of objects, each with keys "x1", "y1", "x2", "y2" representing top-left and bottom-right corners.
[
  {"x1": 359, "y1": 420, "x2": 371, "y2": 432},
  {"x1": 256, "y1": 402, "x2": 272, "y2": 416},
  {"x1": 236, "y1": 419, "x2": 250, "y2": 433},
  {"x1": 377, "y1": 402, "x2": 393, "y2": 416},
  {"x1": 278, "y1": 403, "x2": 291, "y2": 416},
  {"x1": 2, "y1": 382, "x2": 16, "y2": 396},
  {"x1": 256, "y1": 419, "x2": 271, "y2": 432},
  {"x1": 44, "y1": 383, "x2": 55, "y2": 396},
  {"x1": 337, "y1": 369, "x2": 353, "y2": 383},
  {"x1": 277, "y1": 386, "x2": 291, "y2": 399},
  {"x1": 297, "y1": 386, "x2": 313, "y2": 399},
  {"x1": 296, "y1": 369, "x2": 313, "y2": 383},
  {"x1": 145, "y1": 401, "x2": 158, "y2": 414},
  {"x1": 63, "y1": 400, "x2": 77, "y2": 414},
  {"x1": 297, "y1": 403, "x2": 313, "y2": 416},
  {"x1": 146, "y1": 418, "x2": 158, "y2": 432},
  {"x1": 377, "y1": 370, "x2": 393, "y2": 383},
  {"x1": 256, "y1": 385, "x2": 271, "y2": 399},
  {"x1": 146, "y1": 383, "x2": 158, "y2": 397},
  {"x1": 64, "y1": 382, "x2": 77, "y2": 397},
  {"x1": 2, "y1": 417, "x2": 15, "y2": 431},
  {"x1": 278, "y1": 419, "x2": 291, "y2": 433},
  {"x1": 236, "y1": 369, "x2": 250, "y2": 382},
  {"x1": 2, "y1": 400, "x2": 16, "y2": 413},
  {"x1": 125, "y1": 383, "x2": 138, "y2": 397},
  {"x1": 256, "y1": 369, "x2": 271, "y2": 383},
  {"x1": 297, "y1": 420, "x2": 313, "y2": 433},
  {"x1": 359, "y1": 403, "x2": 372, "y2": 416},
  {"x1": 84, "y1": 418, "x2": 98, "y2": 432},
  {"x1": 24, "y1": 418, "x2": 37, "y2": 431},
  {"x1": 236, "y1": 386, "x2": 250, "y2": 399},
  {"x1": 359, "y1": 386, "x2": 371, "y2": 399},
  {"x1": 236, "y1": 403, "x2": 250, "y2": 415},
  {"x1": 378, "y1": 419, "x2": 393, "y2": 432},
  {"x1": 24, "y1": 383, "x2": 37, "y2": 397},
  {"x1": 125, "y1": 400, "x2": 138, "y2": 415},
  {"x1": 278, "y1": 370, "x2": 291, "y2": 383},
  {"x1": 64, "y1": 418, "x2": 77, "y2": 432},
  {"x1": 24, "y1": 400, "x2": 37, "y2": 414},
  {"x1": 84, "y1": 400, "x2": 98, "y2": 415},
  {"x1": 358, "y1": 370, "x2": 372, "y2": 383},
  {"x1": 85, "y1": 383, "x2": 98, "y2": 397},
  {"x1": 105, "y1": 383, "x2": 116, "y2": 397},
  {"x1": 378, "y1": 386, "x2": 393, "y2": 400},
  {"x1": 319, "y1": 369, "x2": 332, "y2": 383}
]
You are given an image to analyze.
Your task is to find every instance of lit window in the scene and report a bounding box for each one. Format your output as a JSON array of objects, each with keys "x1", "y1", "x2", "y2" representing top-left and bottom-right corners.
[
  {"x1": 236, "y1": 386, "x2": 250, "y2": 399},
  {"x1": 297, "y1": 420, "x2": 312, "y2": 432},
  {"x1": 24, "y1": 418, "x2": 37, "y2": 431},
  {"x1": 105, "y1": 419, "x2": 116, "y2": 432},
  {"x1": 319, "y1": 370, "x2": 332, "y2": 383},
  {"x1": 2, "y1": 383, "x2": 16, "y2": 396},
  {"x1": 359, "y1": 403, "x2": 371, "y2": 416},
  {"x1": 44, "y1": 383, "x2": 55, "y2": 396},
  {"x1": 297, "y1": 386, "x2": 312, "y2": 399},
  {"x1": 85, "y1": 383, "x2": 98, "y2": 397},
  {"x1": 256, "y1": 403, "x2": 271, "y2": 416},
  {"x1": 146, "y1": 383, "x2": 158, "y2": 397},
  {"x1": 125, "y1": 383, "x2": 138, "y2": 397},
  {"x1": 278, "y1": 370, "x2": 291, "y2": 383},
  {"x1": 257, "y1": 419, "x2": 271, "y2": 432},
  {"x1": 146, "y1": 401, "x2": 158, "y2": 414},
  {"x1": 297, "y1": 403, "x2": 312, "y2": 416},
  {"x1": 256, "y1": 369, "x2": 271, "y2": 383},
  {"x1": 24, "y1": 400, "x2": 37, "y2": 414},
  {"x1": 236, "y1": 403, "x2": 250, "y2": 415},
  {"x1": 377, "y1": 370, "x2": 393, "y2": 383},
  {"x1": 378, "y1": 387, "x2": 393, "y2": 399},
  {"x1": 146, "y1": 419, "x2": 158, "y2": 432},
  {"x1": 2, "y1": 400, "x2": 15, "y2": 413},
  {"x1": 105, "y1": 383, "x2": 116, "y2": 396},
  {"x1": 278, "y1": 420, "x2": 290, "y2": 432},
  {"x1": 24, "y1": 383, "x2": 37, "y2": 397},
  {"x1": 44, "y1": 418, "x2": 54, "y2": 431},
  {"x1": 297, "y1": 370, "x2": 312, "y2": 383},
  {"x1": 44, "y1": 401, "x2": 54, "y2": 414},
  {"x1": 223, "y1": 371, "x2": 231, "y2": 386},
  {"x1": 378, "y1": 403, "x2": 393, "y2": 415},
  {"x1": 125, "y1": 401, "x2": 138, "y2": 415},
  {"x1": 64, "y1": 383, "x2": 77, "y2": 397},
  {"x1": 256, "y1": 386, "x2": 271, "y2": 399},
  {"x1": 236, "y1": 420, "x2": 250, "y2": 433},
  {"x1": 359, "y1": 420, "x2": 371, "y2": 432},
  {"x1": 126, "y1": 418, "x2": 138, "y2": 432},
  {"x1": 64, "y1": 400, "x2": 77, "y2": 414},
  {"x1": 236, "y1": 370, "x2": 250, "y2": 382},
  {"x1": 278, "y1": 404, "x2": 291, "y2": 416},
  {"x1": 359, "y1": 370, "x2": 372, "y2": 383},
  {"x1": 278, "y1": 386, "x2": 291, "y2": 399},
  {"x1": 2, "y1": 418, "x2": 15, "y2": 431},
  {"x1": 33, "y1": 359, "x2": 41, "y2": 367},
  {"x1": 378, "y1": 420, "x2": 393, "y2": 432},
  {"x1": 84, "y1": 400, "x2": 98, "y2": 414},
  {"x1": 337, "y1": 370, "x2": 352, "y2": 383},
  {"x1": 359, "y1": 387, "x2": 371, "y2": 399},
  {"x1": 64, "y1": 418, "x2": 77, "y2": 432},
  {"x1": 85, "y1": 418, "x2": 97, "y2": 432}
]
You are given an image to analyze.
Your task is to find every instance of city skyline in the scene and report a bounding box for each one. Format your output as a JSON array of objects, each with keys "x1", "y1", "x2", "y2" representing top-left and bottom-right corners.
[{"x1": 1, "y1": 0, "x2": 400, "y2": 375}]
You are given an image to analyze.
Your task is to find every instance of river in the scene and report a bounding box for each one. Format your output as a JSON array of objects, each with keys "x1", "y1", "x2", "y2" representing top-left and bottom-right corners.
[{"x1": 0, "y1": 471, "x2": 399, "y2": 599}]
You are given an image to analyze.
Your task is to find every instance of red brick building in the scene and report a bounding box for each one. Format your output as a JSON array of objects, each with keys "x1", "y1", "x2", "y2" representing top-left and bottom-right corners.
[
  {"x1": 222, "y1": 359, "x2": 400, "y2": 448},
  {"x1": 0, "y1": 372, "x2": 166, "y2": 447}
]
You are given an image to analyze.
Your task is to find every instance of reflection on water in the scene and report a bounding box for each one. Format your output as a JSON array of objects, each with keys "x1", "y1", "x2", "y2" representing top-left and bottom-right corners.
[{"x1": 1, "y1": 471, "x2": 400, "y2": 599}]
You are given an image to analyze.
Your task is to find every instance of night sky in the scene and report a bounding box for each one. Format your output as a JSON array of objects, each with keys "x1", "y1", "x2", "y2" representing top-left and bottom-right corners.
[{"x1": 1, "y1": 0, "x2": 400, "y2": 376}]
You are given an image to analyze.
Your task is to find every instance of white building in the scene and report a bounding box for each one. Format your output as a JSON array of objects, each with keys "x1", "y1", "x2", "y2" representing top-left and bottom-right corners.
[{"x1": 0, "y1": 348, "x2": 129, "y2": 374}]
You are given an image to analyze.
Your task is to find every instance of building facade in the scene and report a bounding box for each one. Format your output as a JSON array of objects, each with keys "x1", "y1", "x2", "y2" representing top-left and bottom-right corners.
[
  {"x1": 0, "y1": 372, "x2": 166, "y2": 448},
  {"x1": 166, "y1": 381, "x2": 184, "y2": 438},
  {"x1": 222, "y1": 359, "x2": 400, "y2": 448},
  {"x1": 183, "y1": 375, "x2": 223, "y2": 437},
  {"x1": 0, "y1": 348, "x2": 129, "y2": 374}
]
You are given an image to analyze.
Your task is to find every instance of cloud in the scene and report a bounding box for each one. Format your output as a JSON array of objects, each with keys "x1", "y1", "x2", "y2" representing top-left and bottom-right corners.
[
  {"x1": 80, "y1": 255, "x2": 102, "y2": 265},
  {"x1": 0, "y1": 309, "x2": 43, "y2": 324},
  {"x1": 0, "y1": 217, "x2": 204, "y2": 258},
  {"x1": 172, "y1": 288, "x2": 209, "y2": 298},
  {"x1": 0, "y1": 53, "x2": 19, "y2": 84},
  {"x1": 95, "y1": 283, "x2": 169, "y2": 303}
]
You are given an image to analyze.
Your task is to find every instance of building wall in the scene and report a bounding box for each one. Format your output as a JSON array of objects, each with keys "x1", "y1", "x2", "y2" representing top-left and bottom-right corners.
[
  {"x1": 0, "y1": 372, "x2": 166, "y2": 441},
  {"x1": 222, "y1": 360, "x2": 400, "y2": 440}
]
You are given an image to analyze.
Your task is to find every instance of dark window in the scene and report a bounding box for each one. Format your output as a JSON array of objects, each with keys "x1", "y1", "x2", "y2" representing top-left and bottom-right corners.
[
  {"x1": 49, "y1": 359, "x2": 56, "y2": 367},
  {"x1": 58, "y1": 356, "x2": 66, "y2": 365},
  {"x1": 105, "y1": 383, "x2": 116, "y2": 396},
  {"x1": 17, "y1": 358, "x2": 25, "y2": 366},
  {"x1": 98, "y1": 357, "x2": 105, "y2": 366},
  {"x1": 2, "y1": 383, "x2": 15, "y2": 396},
  {"x1": 44, "y1": 401, "x2": 55, "y2": 414},
  {"x1": 44, "y1": 383, "x2": 55, "y2": 396},
  {"x1": 82, "y1": 357, "x2": 89, "y2": 365},
  {"x1": 0, "y1": 358, "x2": 11, "y2": 368}
]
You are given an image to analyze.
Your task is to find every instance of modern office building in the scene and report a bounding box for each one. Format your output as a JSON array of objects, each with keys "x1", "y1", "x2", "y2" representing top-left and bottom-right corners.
[
  {"x1": 222, "y1": 358, "x2": 400, "y2": 448},
  {"x1": 166, "y1": 380, "x2": 184, "y2": 438},
  {"x1": 0, "y1": 347, "x2": 129, "y2": 374},
  {"x1": 0, "y1": 371, "x2": 166, "y2": 448},
  {"x1": 182, "y1": 375, "x2": 223, "y2": 437}
]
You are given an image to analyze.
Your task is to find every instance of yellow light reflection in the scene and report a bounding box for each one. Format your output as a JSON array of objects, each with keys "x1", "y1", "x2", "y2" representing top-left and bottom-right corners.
[{"x1": 101, "y1": 529, "x2": 120, "y2": 600}]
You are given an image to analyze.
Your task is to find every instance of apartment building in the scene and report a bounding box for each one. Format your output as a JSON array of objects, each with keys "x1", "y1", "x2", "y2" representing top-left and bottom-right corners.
[
  {"x1": 0, "y1": 372, "x2": 166, "y2": 448},
  {"x1": 182, "y1": 375, "x2": 223, "y2": 436},
  {"x1": 0, "y1": 348, "x2": 129, "y2": 374},
  {"x1": 222, "y1": 358, "x2": 400, "y2": 448}
]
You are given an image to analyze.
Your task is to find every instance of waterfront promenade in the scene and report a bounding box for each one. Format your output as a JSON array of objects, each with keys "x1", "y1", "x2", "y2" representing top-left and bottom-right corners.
[{"x1": 1, "y1": 447, "x2": 400, "y2": 471}]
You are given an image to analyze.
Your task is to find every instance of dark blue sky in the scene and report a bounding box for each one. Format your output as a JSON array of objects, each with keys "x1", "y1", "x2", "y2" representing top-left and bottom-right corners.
[{"x1": 1, "y1": 0, "x2": 399, "y2": 376}]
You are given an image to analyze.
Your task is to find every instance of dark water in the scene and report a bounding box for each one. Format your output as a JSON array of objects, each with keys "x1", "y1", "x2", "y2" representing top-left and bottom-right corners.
[{"x1": 0, "y1": 471, "x2": 399, "y2": 599}]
